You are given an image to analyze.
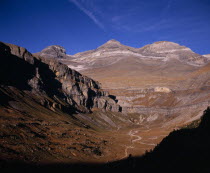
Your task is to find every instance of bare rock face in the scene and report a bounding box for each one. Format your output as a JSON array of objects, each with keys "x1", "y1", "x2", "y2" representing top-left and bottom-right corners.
[
  {"x1": 2, "y1": 42, "x2": 35, "y2": 64},
  {"x1": 35, "y1": 45, "x2": 68, "y2": 59},
  {"x1": 0, "y1": 42, "x2": 120, "y2": 113},
  {"x1": 37, "y1": 56, "x2": 120, "y2": 112}
]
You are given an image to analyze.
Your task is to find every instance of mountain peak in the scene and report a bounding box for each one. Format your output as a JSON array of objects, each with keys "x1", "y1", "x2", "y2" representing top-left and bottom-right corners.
[
  {"x1": 37, "y1": 45, "x2": 67, "y2": 59},
  {"x1": 153, "y1": 41, "x2": 180, "y2": 45},
  {"x1": 98, "y1": 39, "x2": 124, "y2": 49},
  {"x1": 140, "y1": 41, "x2": 192, "y2": 53},
  {"x1": 106, "y1": 39, "x2": 121, "y2": 44}
]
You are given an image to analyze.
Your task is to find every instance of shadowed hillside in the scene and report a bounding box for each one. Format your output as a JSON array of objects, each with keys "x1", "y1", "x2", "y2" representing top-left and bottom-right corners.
[
  {"x1": 110, "y1": 107, "x2": 210, "y2": 172},
  {"x1": 1, "y1": 107, "x2": 210, "y2": 173}
]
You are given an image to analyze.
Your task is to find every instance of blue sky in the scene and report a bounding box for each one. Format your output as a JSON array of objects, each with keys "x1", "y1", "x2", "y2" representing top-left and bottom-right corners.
[{"x1": 0, "y1": 0, "x2": 210, "y2": 55}]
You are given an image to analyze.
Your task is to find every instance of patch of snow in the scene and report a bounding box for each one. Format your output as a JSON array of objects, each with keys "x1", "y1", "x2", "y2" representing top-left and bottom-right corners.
[
  {"x1": 154, "y1": 87, "x2": 171, "y2": 93},
  {"x1": 67, "y1": 65, "x2": 86, "y2": 71},
  {"x1": 147, "y1": 114, "x2": 158, "y2": 122}
]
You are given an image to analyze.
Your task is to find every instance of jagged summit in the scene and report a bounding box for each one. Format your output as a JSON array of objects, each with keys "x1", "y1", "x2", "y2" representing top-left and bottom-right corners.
[{"x1": 36, "y1": 45, "x2": 67, "y2": 59}]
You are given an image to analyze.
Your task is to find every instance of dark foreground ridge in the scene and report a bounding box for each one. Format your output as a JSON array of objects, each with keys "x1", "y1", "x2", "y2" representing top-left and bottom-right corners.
[{"x1": 1, "y1": 108, "x2": 210, "y2": 173}]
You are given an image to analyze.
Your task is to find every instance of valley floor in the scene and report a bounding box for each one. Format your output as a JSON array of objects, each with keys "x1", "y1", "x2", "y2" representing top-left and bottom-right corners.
[{"x1": 0, "y1": 105, "x2": 171, "y2": 164}]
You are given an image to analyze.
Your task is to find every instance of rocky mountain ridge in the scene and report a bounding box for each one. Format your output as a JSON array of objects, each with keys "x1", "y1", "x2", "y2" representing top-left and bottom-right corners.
[
  {"x1": 35, "y1": 40, "x2": 210, "y2": 127},
  {"x1": 69, "y1": 40, "x2": 207, "y2": 68},
  {"x1": 0, "y1": 42, "x2": 120, "y2": 114},
  {"x1": 36, "y1": 40, "x2": 208, "y2": 72}
]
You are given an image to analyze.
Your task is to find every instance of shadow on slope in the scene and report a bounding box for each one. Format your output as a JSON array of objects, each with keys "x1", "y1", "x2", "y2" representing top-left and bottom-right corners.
[
  {"x1": 1, "y1": 108, "x2": 210, "y2": 173},
  {"x1": 0, "y1": 43, "x2": 35, "y2": 90},
  {"x1": 0, "y1": 42, "x2": 79, "y2": 114}
]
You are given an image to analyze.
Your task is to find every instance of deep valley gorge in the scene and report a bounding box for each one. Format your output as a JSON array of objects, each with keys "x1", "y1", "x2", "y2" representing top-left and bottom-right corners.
[{"x1": 1, "y1": 40, "x2": 210, "y2": 172}]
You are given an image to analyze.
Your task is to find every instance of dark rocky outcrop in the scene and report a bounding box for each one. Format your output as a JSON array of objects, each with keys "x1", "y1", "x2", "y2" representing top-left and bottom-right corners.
[
  {"x1": 0, "y1": 42, "x2": 120, "y2": 113},
  {"x1": 135, "y1": 107, "x2": 210, "y2": 172}
]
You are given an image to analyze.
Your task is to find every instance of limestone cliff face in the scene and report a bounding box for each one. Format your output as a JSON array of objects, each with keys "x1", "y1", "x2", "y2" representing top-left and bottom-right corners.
[
  {"x1": 36, "y1": 56, "x2": 120, "y2": 112},
  {"x1": 0, "y1": 42, "x2": 120, "y2": 113}
]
